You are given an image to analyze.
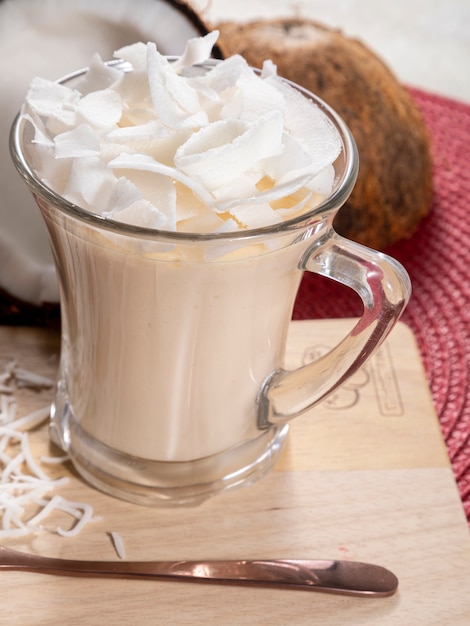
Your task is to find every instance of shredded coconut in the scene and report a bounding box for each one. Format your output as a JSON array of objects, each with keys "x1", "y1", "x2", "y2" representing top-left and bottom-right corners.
[
  {"x1": 13, "y1": 368, "x2": 55, "y2": 389},
  {"x1": 109, "y1": 531, "x2": 126, "y2": 559},
  {"x1": 9, "y1": 406, "x2": 50, "y2": 432},
  {"x1": 0, "y1": 360, "x2": 100, "y2": 540},
  {"x1": 39, "y1": 454, "x2": 72, "y2": 464},
  {"x1": 0, "y1": 423, "x2": 73, "y2": 538}
]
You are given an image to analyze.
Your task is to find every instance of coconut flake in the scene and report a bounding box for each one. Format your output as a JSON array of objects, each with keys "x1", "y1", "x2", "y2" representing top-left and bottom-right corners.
[
  {"x1": 21, "y1": 432, "x2": 54, "y2": 481},
  {"x1": 275, "y1": 191, "x2": 314, "y2": 220},
  {"x1": 0, "y1": 361, "x2": 102, "y2": 541},
  {"x1": 187, "y1": 54, "x2": 248, "y2": 109},
  {"x1": 108, "y1": 199, "x2": 168, "y2": 230},
  {"x1": 114, "y1": 42, "x2": 148, "y2": 72},
  {"x1": 172, "y1": 30, "x2": 220, "y2": 72},
  {"x1": 77, "y1": 88, "x2": 122, "y2": 129},
  {"x1": 22, "y1": 31, "x2": 342, "y2": 236},
  {"x1": 221, "y1": 65, "x2": 285, "y2": 123},
  {"x1": 55, "y1": 499, "x2": 96, "y2": 537},
  {"x1": 0, "y1": 422, "x2": 101, "y2": 539},
  {"x1": 0, "y1": 424, "x2": 72, "y2": 539},
  {"x1": 217, "y1": 172, "x2": 314, "y2": 212},
  {"x1": 228, "y1": 202, "x2": 281, "y2": 229},
  {"x1": 306, "y1": 164, "x2": 337, "y2": 196},
  {"x1": 109, "y1": 152, "x2": 214, "y2": 208},
  {"x1": 146, "y1": 41, "x2": 208, "y2": 130},
  {"x1": 12, "y1": 366, "x2": 54, "y2": 389},
  {"x1": 9, "y1": 406, "x2": 50, "y2": 432},
  {"x1": 26, "y1": 494, "x2": 65, "y2": 528},
  {"x1": 75, "y1": 52, "x2": 124, "y2": 95},
  {"x1": 1, "y1": 451, "x2": 25, "y2": 483},
  {"x1": 64, "y1": 156, "x2": 117, "y2": 209},
  {"x1": 39, "y1": 454, "x2": 71, "y2": 465},
  {"x1": 0, "y1": 395, "x2": 17, "y2": 423},
  {"x1": 25, "y1": 77, "x2": 80, "y2": 132},
  {"x1": 103, "y1": 176, "x2": 142, "y2": 213},
  {"x1": 266, "y1": 75, "x2": 342, "y2": 177},
  {"x1": 107, "y1": 119, "x2": 168, "y2": 143},
  {"x1": 109, "y1": 531, "x2": 126, "y2": 559},
  {"x1": 174, "y1": 112, "x2": 284, "y2": 192},
  {"x1": 54, "y1": 124, "x2": 101, "y2": 159}
]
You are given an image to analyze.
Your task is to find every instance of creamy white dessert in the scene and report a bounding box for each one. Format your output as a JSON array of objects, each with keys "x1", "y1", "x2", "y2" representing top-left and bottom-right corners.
[
  {"x1": 22, "y1": 33, "x2": 342, "y2": 462},
  {"x1": 51, "y1": 225, "x2": 308, "y2": 461}
]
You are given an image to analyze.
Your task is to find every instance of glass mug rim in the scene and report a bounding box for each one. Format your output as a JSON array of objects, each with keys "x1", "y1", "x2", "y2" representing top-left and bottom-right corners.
[{"x1": 9, "y1": 58, "x2": 359, "y2": 244}]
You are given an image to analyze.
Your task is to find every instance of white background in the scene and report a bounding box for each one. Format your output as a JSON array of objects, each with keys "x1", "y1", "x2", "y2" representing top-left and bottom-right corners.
[{"x1": 191, "y1": 0, "x2": 470, "y2": 104}]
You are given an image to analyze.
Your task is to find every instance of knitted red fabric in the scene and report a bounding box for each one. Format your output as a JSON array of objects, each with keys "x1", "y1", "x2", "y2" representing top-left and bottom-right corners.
[{"x1": 294, "y1": 87, "x2": 470, "y2": 523}]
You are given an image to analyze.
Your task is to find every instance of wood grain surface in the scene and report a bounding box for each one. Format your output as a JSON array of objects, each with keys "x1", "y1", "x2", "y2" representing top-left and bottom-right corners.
[{"x1": 1, "y1": 320, "x2": 469, "y2": 625}]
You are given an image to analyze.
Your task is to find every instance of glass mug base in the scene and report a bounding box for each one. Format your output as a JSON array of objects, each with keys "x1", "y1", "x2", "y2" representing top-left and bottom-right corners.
[{"x1": 50, "y1": 388, "x2": 289, "y2": 507}]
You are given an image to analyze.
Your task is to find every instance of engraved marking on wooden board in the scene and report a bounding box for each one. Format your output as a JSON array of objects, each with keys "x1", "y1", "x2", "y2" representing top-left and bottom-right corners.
[{"x1": 277, "y1": 320, "x2": 449, "y2": 472}]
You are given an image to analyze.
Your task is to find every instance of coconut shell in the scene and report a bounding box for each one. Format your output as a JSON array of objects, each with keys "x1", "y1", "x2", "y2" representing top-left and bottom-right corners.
[
  {"x1": 217, "y1": 18, "x2": 433, "y2": 249},
  {"x1": 0, "y1": 0, "x2": 212, "y2": 324}
]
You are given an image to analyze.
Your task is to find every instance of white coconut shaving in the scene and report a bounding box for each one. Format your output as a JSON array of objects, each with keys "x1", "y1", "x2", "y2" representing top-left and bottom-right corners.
[
  {"x1": 21, "y1": 30, "x2": 342, "y2": 233},
  {"x1": 109, "y1": 531, "x2": 126, "y2": 559},
  {"x1": 0, "y1": 360, "x2": 100, "y2": 540},
  {"x1": 0, "y1": 424, "x2": 103, "y2": 539},
  {"x1": 0, "y1": 359, "x2": 55, "y2": 390}
]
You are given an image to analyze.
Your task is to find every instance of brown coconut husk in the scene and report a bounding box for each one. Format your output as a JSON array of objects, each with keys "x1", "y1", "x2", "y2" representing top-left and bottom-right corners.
[{"x1": 217, "y1": 18, "x2": 433, "y2": 250}]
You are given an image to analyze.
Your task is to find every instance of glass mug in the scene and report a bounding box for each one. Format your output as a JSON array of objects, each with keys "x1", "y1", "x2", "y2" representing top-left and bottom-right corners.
[{"x1": 10, "y1": 61, "x2": 411, "y2": 506}]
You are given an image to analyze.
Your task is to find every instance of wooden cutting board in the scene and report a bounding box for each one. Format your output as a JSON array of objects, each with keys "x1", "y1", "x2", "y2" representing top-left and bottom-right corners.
[{"x1": 1, "y1": 320, "x2": 469, "y2": 625}]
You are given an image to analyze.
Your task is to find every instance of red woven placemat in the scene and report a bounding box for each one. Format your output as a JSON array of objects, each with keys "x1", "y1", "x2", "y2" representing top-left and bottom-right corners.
[{"x1": 294, "y1": 87, "x2": 470, "y2": 523}]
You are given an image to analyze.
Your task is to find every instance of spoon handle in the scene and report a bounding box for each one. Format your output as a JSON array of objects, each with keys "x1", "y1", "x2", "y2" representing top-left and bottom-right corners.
[{"x1": 0, "y1": 546, "x2": 397, "y2": 597}]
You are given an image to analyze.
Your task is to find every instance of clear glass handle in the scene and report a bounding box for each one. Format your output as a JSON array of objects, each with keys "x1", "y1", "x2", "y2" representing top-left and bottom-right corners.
[{"x1": 258, "y1": 232, "x2": 411, "y2": 427}]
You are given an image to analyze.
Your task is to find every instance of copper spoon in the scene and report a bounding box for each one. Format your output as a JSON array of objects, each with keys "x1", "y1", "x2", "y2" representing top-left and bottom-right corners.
[{"x1": 0, "y1": 546, "x2": 397, "y2": 597}]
